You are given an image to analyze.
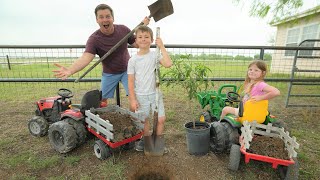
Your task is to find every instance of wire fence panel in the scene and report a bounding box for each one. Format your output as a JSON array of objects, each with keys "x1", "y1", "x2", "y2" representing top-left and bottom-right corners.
[{"x1": 0, "y1": 44, "x2": 319, "y2": 108}]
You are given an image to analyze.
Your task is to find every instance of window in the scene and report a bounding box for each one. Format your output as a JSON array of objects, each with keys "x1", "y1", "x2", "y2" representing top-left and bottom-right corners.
[
  {"x1": 299, "y1": 24, "x2": 319, "y2": 56},
  {"x1": 285, "y1": 28, "x2": 300, "y2": 56},
  {"x1": 285, "y1": 23, "x2": 320, "y2": 57}
]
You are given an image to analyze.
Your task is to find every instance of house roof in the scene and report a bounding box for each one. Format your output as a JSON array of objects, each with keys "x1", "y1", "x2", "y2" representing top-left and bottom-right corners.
[{"x1": 270, "y1": 5, "x2": 320, "y2": 26}]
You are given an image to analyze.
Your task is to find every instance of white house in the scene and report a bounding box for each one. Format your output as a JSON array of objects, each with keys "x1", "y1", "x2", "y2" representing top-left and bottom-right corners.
[{"x1": 270, "y1": 6, "x2": 320, "y2": 75}]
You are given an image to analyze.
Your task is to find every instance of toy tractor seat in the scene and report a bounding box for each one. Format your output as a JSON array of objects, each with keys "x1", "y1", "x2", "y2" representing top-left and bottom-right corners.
[
  {"x1": 79, "y1": 89, "x2": 102, "y2": 113},
  {"x1": 237, "y1": 99, "x2": 269, "y2": 124}
]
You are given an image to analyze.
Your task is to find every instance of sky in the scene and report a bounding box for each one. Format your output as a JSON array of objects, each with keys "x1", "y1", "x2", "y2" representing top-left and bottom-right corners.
[{"x1": 0, "y1": 0, "x2": 319, "y2": 46}]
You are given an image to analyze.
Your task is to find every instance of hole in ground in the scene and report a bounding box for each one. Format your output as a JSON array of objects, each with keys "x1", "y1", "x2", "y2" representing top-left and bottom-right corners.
[
  {"x1": 130, "y1": 163, "x2": 175, "y2": 180},
  {"x1": 133, "y1": 171, "x2": 170, "y2": 180}
]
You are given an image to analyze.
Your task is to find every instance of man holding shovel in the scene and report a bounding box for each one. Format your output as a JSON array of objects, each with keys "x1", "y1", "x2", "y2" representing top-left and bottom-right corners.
[
  {"x1": 127, "y1": 25, "x2": 172, "y2": 152},
  {"x1": 53, "y1": 4, "x2": 150, "y2": 105}
]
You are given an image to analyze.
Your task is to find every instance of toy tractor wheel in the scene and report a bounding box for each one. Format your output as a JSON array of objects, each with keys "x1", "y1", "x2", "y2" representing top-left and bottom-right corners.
[
  {"x1": 221, "y1": 122, "x2": 239, "y2": 151},
  {"x1": 94, "y1": 139, "x2": 111, "y2": 160},
  {"x1": 228, "y1": 144, "x2": 241, "y2": 171},
  {"x1": 278, "y1": 157, "x2": 299, "y2": 180},
  {"x1": 48, "y1": 121, "x2": 77, "y2": 153},
  {"x1": 64, "y1": 118, "x2": 87, "y2": 145},
  {"x1": 209, "y1": 121, "x2": 226, "y2": 153},
  {"x1": 28, "y1": 116, "x2": 49, "y2": 137}
]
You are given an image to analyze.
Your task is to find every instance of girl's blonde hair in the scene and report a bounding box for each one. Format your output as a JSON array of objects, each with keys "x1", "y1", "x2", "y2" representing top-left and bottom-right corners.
[{"x1": 243, "y1": 60, "x2": 267, "y2": 94}]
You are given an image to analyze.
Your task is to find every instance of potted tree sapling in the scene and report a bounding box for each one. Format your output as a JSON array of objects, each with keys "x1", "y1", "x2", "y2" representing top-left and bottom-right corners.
[{"x1": 162, "y1": 54, "x2": 214, "y2": 156}]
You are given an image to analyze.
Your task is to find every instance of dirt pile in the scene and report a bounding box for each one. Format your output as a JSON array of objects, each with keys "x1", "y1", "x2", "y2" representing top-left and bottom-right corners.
[
  {"x1": 97, "y1": 111, "x2": 142, "y2": 142},
  {"x1": 248, "y1": 135, "x2": 289, "y2": 160}
]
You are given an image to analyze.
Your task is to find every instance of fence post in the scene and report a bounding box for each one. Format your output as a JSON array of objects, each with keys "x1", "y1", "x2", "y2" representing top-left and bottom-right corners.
[
  {"x1": 6, "y1": 55, "x2": 11, "y2": 70},
  {"x1": 47, "y1": 57, "x2": 50, "y2": 68},
  {"x1": 116, "y1": 83, "x2": 120, "y2": 106},
  {"x1": 259, "y1": 48, "x2": 264, "y2": 60}
]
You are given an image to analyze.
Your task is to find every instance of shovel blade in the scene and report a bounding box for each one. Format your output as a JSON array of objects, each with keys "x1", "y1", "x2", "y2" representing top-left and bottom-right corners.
[
  {"x1": 144, "y1": 134, "x2": 165, "y2": 156},
  {"x1": 148, "y1": 0, "x2": 174, "y2": 22}
]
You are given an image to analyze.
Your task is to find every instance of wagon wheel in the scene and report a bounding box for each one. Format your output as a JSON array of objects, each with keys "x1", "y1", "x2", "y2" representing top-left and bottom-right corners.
[
  {"x1": 278, "y1": 157, "x2": 299, "y2": 180},
  {"x1": 228, "y1": 144, "x2": 241, "y2": 171},
  {"x1": 94, "y1": 139, "x2": 112, "y2": 160}
]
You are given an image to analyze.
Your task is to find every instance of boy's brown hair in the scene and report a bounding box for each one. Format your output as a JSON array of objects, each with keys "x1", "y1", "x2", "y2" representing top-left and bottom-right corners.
[{"x1": 135, "y1": 25, "x2": 154, "y2": 41}]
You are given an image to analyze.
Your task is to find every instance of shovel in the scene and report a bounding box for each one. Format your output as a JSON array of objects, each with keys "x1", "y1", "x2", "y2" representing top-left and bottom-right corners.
[
  {"x1": 75, "y1": 0, "x2": 174, "y2": 83},
  {"x1": 144, "y1": 27, "x2": 165, "y2": 156}
]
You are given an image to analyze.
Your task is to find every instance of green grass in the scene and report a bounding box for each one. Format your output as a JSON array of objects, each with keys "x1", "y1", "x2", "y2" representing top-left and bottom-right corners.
[
  {"x1": 0, "y1": 58, "x2": 283, "y2": 78},
  {"x1": 4, "y1": 151, "x2": 60, "y2": 169},
  {"x1": 28, "y1": 155, "x2": 61, "y2": 169},
  {"x1": 2, "y1": 58, "x2": 318, "y2": 81},
  {"x1": 10, "y1": 174, "x2": 37, "y2": 180},
  {"x1": 98, "y1": 160, "x2": 127, "y2": 180},
  {"x1": 47, "y1": 176, "x2": 66, "y2": 180},
  {"x1": 65, "y1": 155, "x2": 81, "y2": 166},
  {"x1": 0, "y1": 138, "x2": 13, "y2": 148}
]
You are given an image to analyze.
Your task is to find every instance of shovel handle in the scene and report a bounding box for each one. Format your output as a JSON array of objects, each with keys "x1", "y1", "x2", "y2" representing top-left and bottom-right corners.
[
  {"x1": 74, "y1": 16, "x2": 152, "y2": 83},
  {"x1": 155, "y1": 27, "x2": 161, "y2": 108}
]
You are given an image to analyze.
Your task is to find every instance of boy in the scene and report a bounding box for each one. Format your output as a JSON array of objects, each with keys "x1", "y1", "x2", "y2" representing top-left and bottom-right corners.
[{"x1": 127, "y1": 25, "x2": 172, "y2": 151}]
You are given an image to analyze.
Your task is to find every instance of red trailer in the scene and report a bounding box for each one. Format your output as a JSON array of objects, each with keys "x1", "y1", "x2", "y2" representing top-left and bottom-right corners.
[
  {"x1": 85, "y1": 105, "x2": 144, "y2": 160},
  {"x1": 228, "y1": 121, "x2": 299, "y2": 180}
]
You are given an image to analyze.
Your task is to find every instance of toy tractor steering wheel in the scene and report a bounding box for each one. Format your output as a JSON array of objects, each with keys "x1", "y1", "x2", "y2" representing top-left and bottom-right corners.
[
  {"x1": 227, "y1": 91, "x2": 241, "y2": 103},
  {"x1": 58, "y1": 88, "x2": 73, "y2": 99}
]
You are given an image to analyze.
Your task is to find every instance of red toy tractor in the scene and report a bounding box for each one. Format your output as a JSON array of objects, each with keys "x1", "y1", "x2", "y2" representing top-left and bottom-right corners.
[
  {"x1": 28, "y1": 88, "x2": 101, "y2": 153},
  {"x1": 28, "y1": 88, "x2": 74, "y2": 137},
  {"x1": 28, "y1": 88, "x2": 144, "y2": 157}
]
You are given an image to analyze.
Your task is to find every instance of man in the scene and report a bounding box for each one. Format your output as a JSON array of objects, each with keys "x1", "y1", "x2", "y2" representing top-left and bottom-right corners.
[{"x1": 53, "y1": 4, "x2": 150, "y2": 105}]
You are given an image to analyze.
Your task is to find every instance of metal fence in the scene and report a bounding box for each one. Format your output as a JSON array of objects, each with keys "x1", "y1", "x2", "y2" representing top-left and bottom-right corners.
[{"x1": 1, "y1": 44, "x2": 320, "y2": 108}]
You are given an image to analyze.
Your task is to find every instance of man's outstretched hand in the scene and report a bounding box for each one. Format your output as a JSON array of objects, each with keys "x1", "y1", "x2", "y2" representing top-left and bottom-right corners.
[{"x1": 52, "y1": 63, "x2": 72, "y2": 80}]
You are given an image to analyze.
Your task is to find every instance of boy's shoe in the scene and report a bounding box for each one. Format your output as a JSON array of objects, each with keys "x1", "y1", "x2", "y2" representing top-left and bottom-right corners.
[
  {"x1": 135, "y1": 139, "x2": 144, "y2": 152},
  {"x1": 135, "y1": 138, "x2": 169, "y2": 154},
  {"x1": 163, "y1": 147, "x2": 169, "y2": 154}
]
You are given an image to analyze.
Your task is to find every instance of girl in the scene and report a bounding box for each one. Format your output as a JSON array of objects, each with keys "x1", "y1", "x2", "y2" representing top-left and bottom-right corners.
[{"x1": 220, "y1": 60, "x2": 280, "y2": 121}]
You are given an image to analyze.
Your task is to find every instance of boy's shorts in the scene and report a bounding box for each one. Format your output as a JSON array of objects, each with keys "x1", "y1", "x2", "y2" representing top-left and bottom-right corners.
[
  {"x1": 136, "y1": 92, "x2": 165, "y2": 122},
  {"x1": 101, "y1": 72, "x2": 129, "y2": 99}
]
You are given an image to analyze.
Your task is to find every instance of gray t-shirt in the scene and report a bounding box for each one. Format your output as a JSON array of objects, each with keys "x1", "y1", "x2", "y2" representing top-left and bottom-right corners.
[{"x1": 127, "y1": 51, "x2": 162, "y2": 95}]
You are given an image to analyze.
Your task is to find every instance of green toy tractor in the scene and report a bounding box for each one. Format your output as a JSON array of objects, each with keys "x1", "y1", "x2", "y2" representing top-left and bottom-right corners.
[{"x1": 197, "y1": 84, "x2": 281, "y2": 153}]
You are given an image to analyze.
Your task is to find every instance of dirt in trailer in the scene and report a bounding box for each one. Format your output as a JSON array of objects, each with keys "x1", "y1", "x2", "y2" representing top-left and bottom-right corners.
[
  {"x1": 248, "y1": 136, "x2": 289, "y2": 160},
  {"x1": 97, "y1": 111, "x2": 142, "y2": 142}
]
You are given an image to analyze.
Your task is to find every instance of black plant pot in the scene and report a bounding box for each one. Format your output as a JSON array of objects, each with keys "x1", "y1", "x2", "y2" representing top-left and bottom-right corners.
[{"x1": 184, "y1": 121, "x2": 210, "y2": 156}]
